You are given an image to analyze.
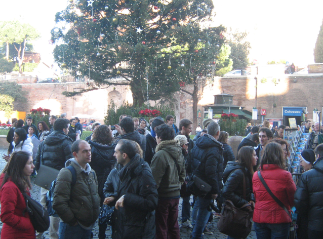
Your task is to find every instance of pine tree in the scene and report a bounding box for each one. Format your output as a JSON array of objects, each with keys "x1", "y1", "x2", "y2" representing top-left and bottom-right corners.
[
  {"x1": 314, "y1": 21, "x2": 323, "y2": 63},
  {"x1": 52, "y1": 0, "x2": 227, "y2": 106}
]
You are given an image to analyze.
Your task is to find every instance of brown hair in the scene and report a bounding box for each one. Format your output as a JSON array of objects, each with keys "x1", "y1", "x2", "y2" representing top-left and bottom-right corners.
[
  {"x1": 269, "y1": 138, "x2": 290, "y2": 158},
  {"x1": 92, "y1": 125, "x2": 113, "y2": 145},
  {"x1": 263, "y1": 120, "x2": 270, "y2": 128},
  {"x1": 237, "y1": 146, "x2": 255, "y2": 176},
  {"x1": 218, "y1": 131, "x2": 229, "y2": 144},
  {"x1": 260, "y1": 142, "x2": 285, "y2": 170}
]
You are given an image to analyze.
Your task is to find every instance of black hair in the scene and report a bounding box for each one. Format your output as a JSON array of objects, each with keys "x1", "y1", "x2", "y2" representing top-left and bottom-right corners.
[
  {"x1": 259, "y1": 127, "x2": 273, "y2": 138},
  {"x1": 26, "y1": 116, "x2": 33, "y2": 120},
  {"x1": 17, "y1": 119, "x2": 24, "y2": 128},
  {"x1": 278, "y1": 125, "x2": 286, "y2": 130},
  {"x1": 50, "y1": 115, "x2": 57, "y2": 120},
  {"x1": 14, "y1": 128, "x2": 27, "y2": 145},
  {"x1": 54, "y1": 118, "x2": 70, "y2": 131},
  {"x1": 179, "y1": 119, "x2": 192, "y2": 130},
  {"x1": 118, "y1": 139, "x2": 136, "y2": 159},
  {"x1": 251, "y1": 126, "x2": 259, "y2": 134},
  {"x1": 166, "y1": 115, "x2": 174, "y2": 121},
  {"x1": 252, "y1": 133, "x2": 259, "y2": 144},
  {"x1": 315, "y1": 143, "x2": 323, "y2": 158},
  {"x1": 120, "y1": 117, "x2": 134, "y2": 133},
  {"x1": 155, "y1": 124, "x2": 175, "y2": 141},
  {"x1": 71, "y1": 139, "x2": 85, "y2": 153}
]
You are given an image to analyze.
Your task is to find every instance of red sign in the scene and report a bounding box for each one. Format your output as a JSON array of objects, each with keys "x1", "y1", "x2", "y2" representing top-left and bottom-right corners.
[{"x1": 261, "y1": 109, "x2": 267, "y2": 116}]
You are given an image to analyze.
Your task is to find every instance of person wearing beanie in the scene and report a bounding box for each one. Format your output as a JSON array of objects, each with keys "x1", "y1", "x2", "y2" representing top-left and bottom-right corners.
[
  {"x1": 300, "y1": 149, "x2": 315, "y2": 172},
  {"x1": 145, "y1": 118, "x2": 165, "y2": 165},
  {"x1": 295, "y1": 144, "x2": 323, "y2": 238}
]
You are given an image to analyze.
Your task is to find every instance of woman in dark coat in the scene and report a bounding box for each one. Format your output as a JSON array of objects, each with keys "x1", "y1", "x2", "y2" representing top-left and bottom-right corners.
[
  {"x1": 219, "y1": 131, "x2": 235, "y2": 170},
  {"x1": 0, "y1": 151, "x2": 36, "y2": 239},
  {"x1": 88, "y1": 125, "x2": 116, "y2": 239},
  {"x1": 222, "y1": 146, "x2": 257, "y2": 239}
]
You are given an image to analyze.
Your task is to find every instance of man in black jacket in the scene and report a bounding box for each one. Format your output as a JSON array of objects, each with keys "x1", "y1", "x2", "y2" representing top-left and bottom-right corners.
[
  {"x1": 144, "y1": 118, "x2": 164, "y2": 164},
  {"x1": 22, "y1": 115, "x2": 38, "y2": 137},
  {"x1": 295, "y1": 143, "x2": 323, "y2": 238},
  {"x1": 35, "y1": 118, "x2": 73, "y2": 239},
  {"x1": 178, "y1": 118, "x2": 194, "y2": 229},
  {"x1": 115, "y1": 117, "x2": 146, "y2": 155},
  {"x1": 237, "y1": 126, "x2": 259, "y2": 152},
  {"x1": 103, "y1": 139, "x2": 158, "y2": 239},
  {"x1": 191, "y1": 121, "x2": 223, "y2": 239}
]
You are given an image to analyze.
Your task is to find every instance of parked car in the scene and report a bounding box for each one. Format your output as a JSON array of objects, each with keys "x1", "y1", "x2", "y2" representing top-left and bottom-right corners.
[
  {"x1": 37, "y1": 78, "x2": 59, "y2": 83},
  {"x1": 224, "y1": 69, "x2": 250, "y2": 77}
]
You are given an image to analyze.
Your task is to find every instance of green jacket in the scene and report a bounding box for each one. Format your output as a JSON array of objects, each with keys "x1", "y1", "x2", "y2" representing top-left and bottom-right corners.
[
  {"x1": 53, "y1": 159, "x2": 100, "y2": 227},
  {"x1": 151, "y1": 140, "x2": 186, "y2": 198}
]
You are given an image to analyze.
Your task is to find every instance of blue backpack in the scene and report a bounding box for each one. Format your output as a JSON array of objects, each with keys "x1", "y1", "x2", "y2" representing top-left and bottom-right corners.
[{"x1": 46, "y1": 165, "x2": 76, "y2": 217}]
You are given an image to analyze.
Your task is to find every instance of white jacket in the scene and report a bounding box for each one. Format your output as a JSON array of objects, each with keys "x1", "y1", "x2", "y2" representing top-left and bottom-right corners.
[{"x1": 13, "y1": 138, "x2": 33, "y2": 156}]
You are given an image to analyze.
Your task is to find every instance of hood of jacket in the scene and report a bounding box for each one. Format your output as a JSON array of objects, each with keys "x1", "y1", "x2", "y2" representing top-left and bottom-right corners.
[
  {"x1": 118, "y1": 154, "x2": 145, "y2": 181},
  {"x1": 65, "y1": 158, "x2": 92, "y2": 175},
  {"x1": 195, "y1": 134, "x2": 223, "y2": 150},
  {"x1": 89, "y1": 140, "x2": 115, "y2": 151},
  {"x1": 155, "y1": 139, "x2": 182, "y2": 160},
  {"x1": 223, "y1": 161, "x2": 245, "y2": 182},
  {"x1": 44, "y1": 130, "x2": 72, "y2": 146},
  {"x1": 313, "y1": 157, "x2": 323, "y2": 172}
]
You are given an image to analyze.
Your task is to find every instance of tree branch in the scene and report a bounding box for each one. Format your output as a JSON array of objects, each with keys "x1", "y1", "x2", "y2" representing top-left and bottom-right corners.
[{"x1": 181, "y1": 88, "x2": 193, "y2": 96}]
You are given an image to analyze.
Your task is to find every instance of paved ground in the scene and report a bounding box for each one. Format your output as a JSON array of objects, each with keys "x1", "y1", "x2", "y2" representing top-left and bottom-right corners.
[{"x1": 0, "y1": 147, "x2": 257, "y2": 238}]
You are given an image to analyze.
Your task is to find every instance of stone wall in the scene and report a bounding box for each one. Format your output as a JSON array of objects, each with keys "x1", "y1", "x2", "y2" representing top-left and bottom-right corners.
[{"x1": 15, "y1": 74, "x2": 323, "y2": 124}]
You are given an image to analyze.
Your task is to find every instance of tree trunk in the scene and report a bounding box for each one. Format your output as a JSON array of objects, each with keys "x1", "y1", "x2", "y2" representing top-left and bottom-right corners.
[
  {"x1": 6, "y1": 42, "x2": 9, "y2": 60},
  {"x1": 18, "y1": 39, "x2": 27, "y2": 74},
  {"x1": 192, "y1": 77, "x2": 198, "y2": 135}
]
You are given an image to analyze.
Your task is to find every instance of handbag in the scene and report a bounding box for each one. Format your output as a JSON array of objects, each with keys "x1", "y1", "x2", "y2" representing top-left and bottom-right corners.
[
  {"x1": 99, "y1": 204, "x2": 115, "y2": 226},
  {"x1": 23, "y1": 193, "x2": 50, "y2": 233},
  {"x1": 34, "y1": 165, "x2": 59, "y2": 190},
  {"x1": 217, "y1": 169, "x2": 253, "y2": 238},
  {"x1": 187, "y1": 149, "x2": 212, "y2": 197}
]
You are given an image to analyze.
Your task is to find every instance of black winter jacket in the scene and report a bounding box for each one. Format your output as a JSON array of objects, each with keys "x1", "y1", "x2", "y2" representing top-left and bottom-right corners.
[
  {"x1": 237, "y1": 137, "x2": 257, "y2": 152},
  {"x1": 35, "y1": 130, "x2": 73, "y2": 171},
  {"x1": 145, "y1": 134, "x2": 157, "y2": 165},
  {"x1": 222, "y1": 161, "x2": 253, "y2": 208},
  {"x1": 115, "y1": 131, "x2": 146, "y2": 155},
  {"x1": 294, "y1": 157, "x2": 323, "y2": 231},
  {"x1": 68, "y1": 125, "x2": 77, "y2": 141},
  {"x1": 191, "y1": 134, "x2": 223, "y2": 198},
  {"x1": 103, "y1": 155, "x2": 158, "y2": 239},
  {"x1": 89, "y1": 140, "x2": 116, "y2": 204},
  {"x1": 222, "y1": 143, "x2": 235, "y2": 170}
]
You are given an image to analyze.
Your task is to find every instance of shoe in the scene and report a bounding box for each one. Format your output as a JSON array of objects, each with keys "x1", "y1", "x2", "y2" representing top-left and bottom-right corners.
[
  {"x1": 181, "y1": 220, "x2": 193, "y2": 229},
  {"x1": 203, "y1": 227, "x2": 213, "y2": 235}
]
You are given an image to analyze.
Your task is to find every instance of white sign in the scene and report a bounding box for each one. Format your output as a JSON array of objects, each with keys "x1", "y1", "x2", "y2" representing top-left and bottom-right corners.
[
  {"x1": 252, "y1": 109, "x2": 258, "y2": 120},
  {"x1": 208, "y1": 108, "x2": 213, "y2": 119}
]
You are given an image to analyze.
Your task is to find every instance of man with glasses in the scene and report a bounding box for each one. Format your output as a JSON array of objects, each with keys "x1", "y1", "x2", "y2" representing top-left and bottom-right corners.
[{"x1": 255, "y1": 128, "x2": 273, "y2": 170}]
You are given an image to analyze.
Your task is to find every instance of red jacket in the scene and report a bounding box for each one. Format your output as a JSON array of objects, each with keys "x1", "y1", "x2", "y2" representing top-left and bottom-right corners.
[
  {"x1": 252, "y1": 164, "x2": 296, "y2": 224},
  {"x1": 0, "y1": 179, "x2": 35, "y2": 239}
]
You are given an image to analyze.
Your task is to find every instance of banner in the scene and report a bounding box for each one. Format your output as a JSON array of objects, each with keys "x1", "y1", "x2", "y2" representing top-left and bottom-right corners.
[{"x1": 252, "y1": 109, "x2": 258, "y2": 120}]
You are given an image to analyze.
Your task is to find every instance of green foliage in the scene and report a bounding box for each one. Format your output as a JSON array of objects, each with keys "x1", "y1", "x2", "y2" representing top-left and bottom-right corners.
[
  {"x1": 104, "y1": 101, "x2": 175, "y2": 125},
  {"x1": 27, "y1": 112, "x2": 50, "y2": 128},
  {"x1": 215, "y1": 44, "x2": 233, "y2": 76},
  {"x1": 0, "y1": 94, "x2": 14, "y2": 118},
  {"x1": 0, "y1": 57, "x2": 14, "y2": 73},
  {"x1": 227, "y1": 30, "x2": 251, "y2": 69},
  {"x1": 267, "y1": 60, "x2": 286, "y2": 64},
  {"x1": 314, "y1": 21, "x2": 323, "y2": 63},
  {"x1": 81, "y1": 131, "x2": 92, "y2": 140},
  {"x1": 0, "y1": 81, "x2": 28, "y2": 103},
  {"x1": 52, "y1": 0, "x2": 226, "y2": 105},
  {"x1": 0, "y1": 128, "x2": 9, "y2": 135},
  {"x1": 219, "y1": 118, "x2": 247, "y2": 136},
  {"x1": 13, "y1": 63, "x2": 39, "y2": 72}
]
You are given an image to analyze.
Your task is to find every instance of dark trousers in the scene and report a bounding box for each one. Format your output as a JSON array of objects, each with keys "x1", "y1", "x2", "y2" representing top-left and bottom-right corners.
[{"x1": 155, "y1": 198, "x2": 180, "y2": 239}]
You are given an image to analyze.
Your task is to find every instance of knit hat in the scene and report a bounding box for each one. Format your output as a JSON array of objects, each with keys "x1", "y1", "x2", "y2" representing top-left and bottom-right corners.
[
  {"x1": 151, "y1": 118, "x2": 164, "y2": 130},
  {"x1": 301, "y1": 149, "x2": 316, "y2": 165},
  {"x1": 175, "y1": 135, "x2": 188, "y2": 147},
  {"x1": 203, "y1": 119, "x2": 213, "y2": 128}
]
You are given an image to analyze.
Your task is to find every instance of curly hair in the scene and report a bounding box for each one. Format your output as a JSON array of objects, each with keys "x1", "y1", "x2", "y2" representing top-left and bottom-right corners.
[
  {"x1": 92, "y1": 125, "x2": 113, "y2": 145},
  {"x1": 38, "y1": 121, "x2": 50, "y2": 131}
]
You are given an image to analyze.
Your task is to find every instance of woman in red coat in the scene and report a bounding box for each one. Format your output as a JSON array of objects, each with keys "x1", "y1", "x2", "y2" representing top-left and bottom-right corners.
[
  {"x1": 252, "y1": 142, "x2": 296, "y2": 239},
  {"x1": 0, "y1": 151, "x2": 36, "y2": 239}
]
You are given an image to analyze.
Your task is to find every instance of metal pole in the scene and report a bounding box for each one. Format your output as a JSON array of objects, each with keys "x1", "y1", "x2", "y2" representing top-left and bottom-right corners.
[{"x1": 146, "y1": 69, "x2": 149, "y2": 110}]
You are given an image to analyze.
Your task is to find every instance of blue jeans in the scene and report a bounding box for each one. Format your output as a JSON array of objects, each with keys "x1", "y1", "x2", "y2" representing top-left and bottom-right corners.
[
  {"x1": 191, "y1": 197, "x2": 212, "y2": 239},
  {"x1": 254, "y1": 222, "x2": 290, "y2": 239},
  {"x1": 59, "y1": 222, "x2": 92, "y2": 239},
  {"x1": 191, "y1": 196, "x2": 198, "y2": 227},
  {"x1": 182, "y1": 196, "x2": 191, "y2": 222}
]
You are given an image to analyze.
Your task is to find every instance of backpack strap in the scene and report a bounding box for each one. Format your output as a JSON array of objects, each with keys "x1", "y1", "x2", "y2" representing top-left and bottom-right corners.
[{"x1": 66, "y1": 165, "x2": 77, "y2": 186}]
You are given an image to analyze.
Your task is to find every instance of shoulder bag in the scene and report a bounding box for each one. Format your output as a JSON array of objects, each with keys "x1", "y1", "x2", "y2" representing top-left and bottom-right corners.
[
  {"x1": 186, "y1": 149, "x2": 212, "y2": 197},
  {"x1": 217, "y1": 169, "x2": 253, "y2": 238},
  {"x1": 23, "y1": 193, "x2": 50, "y2": 233}
]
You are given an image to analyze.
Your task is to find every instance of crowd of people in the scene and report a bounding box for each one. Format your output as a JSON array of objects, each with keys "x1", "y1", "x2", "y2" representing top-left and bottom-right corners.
[{"x1": 0, "y1": 114, "x2": 322, "y2": 239}]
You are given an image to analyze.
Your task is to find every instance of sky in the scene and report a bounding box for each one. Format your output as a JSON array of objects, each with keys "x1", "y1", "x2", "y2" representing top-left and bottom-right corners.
[{"x1": 1, "y1": 0, "x2": 323, "y2": 67}]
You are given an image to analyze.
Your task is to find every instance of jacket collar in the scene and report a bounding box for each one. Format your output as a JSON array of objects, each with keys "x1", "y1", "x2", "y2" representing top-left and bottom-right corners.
[
  {"x1": 260, "y1": 164, "x2": 281, "y2": 171},
  {"x1": 156, "y1": 139, "x2": 179, "y2": 152}
]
